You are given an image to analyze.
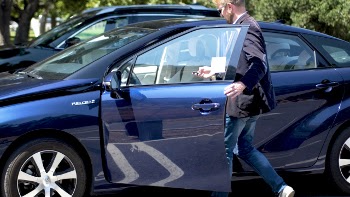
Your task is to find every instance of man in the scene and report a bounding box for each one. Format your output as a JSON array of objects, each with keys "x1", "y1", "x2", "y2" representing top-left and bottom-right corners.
[{"x1": 196, "y1": 0, "x2": 295, "y2": 197}]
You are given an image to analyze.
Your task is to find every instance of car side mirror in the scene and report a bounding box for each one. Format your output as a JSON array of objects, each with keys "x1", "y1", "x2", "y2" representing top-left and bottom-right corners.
[
  {"x1": 65, "y1": 37, "x2": 81, "y2": 48},
  {"x1": 103, "y1": 71, "x2": 122, "y2": 98}
]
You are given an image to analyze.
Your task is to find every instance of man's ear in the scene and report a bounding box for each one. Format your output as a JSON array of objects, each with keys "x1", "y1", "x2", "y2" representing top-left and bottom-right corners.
[{"x1": 226, "y1": 3, "x2": 233, "y2": 13}]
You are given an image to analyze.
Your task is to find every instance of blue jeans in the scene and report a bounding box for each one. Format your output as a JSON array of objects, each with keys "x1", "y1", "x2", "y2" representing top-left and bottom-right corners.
[{"x1": 212, "y1": 115, "x2": 286, "y2": 197}]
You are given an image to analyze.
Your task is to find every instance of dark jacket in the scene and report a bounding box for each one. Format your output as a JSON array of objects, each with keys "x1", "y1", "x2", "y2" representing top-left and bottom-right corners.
[{"x1": 226, "y1": 12, "x2": 276, "y2": 117}]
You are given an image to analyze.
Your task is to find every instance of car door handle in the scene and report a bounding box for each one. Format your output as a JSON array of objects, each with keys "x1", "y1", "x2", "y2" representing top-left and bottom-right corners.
[
  {"x1": 316, "y1": 82, "x2": 339, "y2": 89},
  {"x1": 192, "y1": 103, "x2": 220, "y2": 115}
]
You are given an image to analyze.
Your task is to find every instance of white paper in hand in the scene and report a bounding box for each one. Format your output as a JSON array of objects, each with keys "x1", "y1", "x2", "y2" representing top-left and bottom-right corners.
[{"x1": 211, "y1": 57, "x2": 226, "y2": 73}]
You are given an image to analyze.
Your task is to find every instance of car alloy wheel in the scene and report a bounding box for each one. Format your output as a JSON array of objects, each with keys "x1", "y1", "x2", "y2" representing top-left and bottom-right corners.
[
  {"x1": 339, "y1": 138, "x2": 350, "y2": 182},
  {"x1": 327, "y1": 128, "x2": 350, "y2": 194},
  {"x1": 1, "y1": 138, "x2": 87, "y2": 197}
]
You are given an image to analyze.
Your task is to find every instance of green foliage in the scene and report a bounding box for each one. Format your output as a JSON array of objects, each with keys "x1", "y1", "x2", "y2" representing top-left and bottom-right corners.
[
  {"x1": 248, "y1": 0, "x2": 350, "y2": 41},
  {"x1": 56, "y1": 0, "x2": 89, "y2": 19}
]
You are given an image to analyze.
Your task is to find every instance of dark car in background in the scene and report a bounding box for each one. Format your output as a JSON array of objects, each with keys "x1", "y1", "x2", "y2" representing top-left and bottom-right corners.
[
  {"x1": 0, "y1": 4, "x2": 220, "y2": 74},
  {"x1": 1, "y1": 17, "x2": 350, "y2": 197}
]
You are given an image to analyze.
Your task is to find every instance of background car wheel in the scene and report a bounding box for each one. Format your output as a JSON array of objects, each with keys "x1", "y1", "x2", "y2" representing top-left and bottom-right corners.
[
  {"x1": 1, "y1": 138, "x2": 87, "y2": 197},
  {"x1": 327, "y1": 128, "x2": 350, "y2": 194}
]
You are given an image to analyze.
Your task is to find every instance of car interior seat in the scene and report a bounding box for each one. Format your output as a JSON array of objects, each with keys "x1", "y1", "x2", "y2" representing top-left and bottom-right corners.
[
  {"x1": 293, "y1": 50, "x2": 315, "y2": 70},
  {"x1": 168, "y1": 37, "x2": 212, "y2": 83},
  {"x1": 182, "y1": 37, "x2": 212, "y2": 82},
  {"x1": 266, "y1": 42, "x2": 297, "y2": 71}
]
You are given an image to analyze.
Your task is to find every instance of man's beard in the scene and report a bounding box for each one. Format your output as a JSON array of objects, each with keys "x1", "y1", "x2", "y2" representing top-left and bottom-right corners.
[{"x1": 226, "y1": 13, "x2": 235, "y2": 24}]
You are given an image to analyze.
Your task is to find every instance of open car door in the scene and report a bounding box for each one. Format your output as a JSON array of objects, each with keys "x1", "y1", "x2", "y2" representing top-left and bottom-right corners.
[{"x1": 101, "y1": 24, "x2": 249, "y2": 192}]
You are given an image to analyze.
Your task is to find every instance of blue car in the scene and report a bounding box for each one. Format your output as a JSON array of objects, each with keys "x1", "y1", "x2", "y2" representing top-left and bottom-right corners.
[{"x1": 0, "y1": 18, "x2": 350, "y2": 197}]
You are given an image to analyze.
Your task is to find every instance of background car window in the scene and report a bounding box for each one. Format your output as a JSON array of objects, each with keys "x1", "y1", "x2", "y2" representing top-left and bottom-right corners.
[
  {"x1": 29, "y1": 10, "x2": 100, "y2": 48},
  {"x1": 24, "y1": 27, "x2": 154, "y2": 80},
  {"x1": 263, "y1": 32, "x2": 316, "y2": 71},
  {"x1": 124, "y1": 27, "x2": 240, "y2": 86},
  {"x1": 75, "y1": 17, "x2": 128, "y2": 41},
  {"x1": 303, "y1": 34, "x2": 350, "y2": 67},
  {"x1": 130, "y1": 15, "x2": 182, "y2": 23}
]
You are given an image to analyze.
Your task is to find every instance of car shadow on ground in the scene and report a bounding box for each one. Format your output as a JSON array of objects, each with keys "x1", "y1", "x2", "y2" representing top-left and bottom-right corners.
[{"x1": 100, "y1": 174, "x2": 348, "y2": 197}]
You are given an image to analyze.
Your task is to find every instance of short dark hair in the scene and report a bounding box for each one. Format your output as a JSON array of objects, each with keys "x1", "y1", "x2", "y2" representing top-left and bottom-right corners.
[
  {"x1": 214, "y1": 0, "x2": 245, "y2": 7},
  {"x1": 229, "y1": 0, "x2": 245, "y2": 6}
]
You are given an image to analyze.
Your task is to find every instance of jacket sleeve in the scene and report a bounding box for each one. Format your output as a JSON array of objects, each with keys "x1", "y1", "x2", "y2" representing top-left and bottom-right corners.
[{"x1": 239, "y1": 20, "x2": 268, "y2": 92}]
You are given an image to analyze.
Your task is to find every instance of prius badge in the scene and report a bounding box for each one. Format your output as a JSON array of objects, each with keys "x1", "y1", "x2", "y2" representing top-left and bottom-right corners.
[{"x1": 72, "y1": 100, "x2": 95, "y2": 106}]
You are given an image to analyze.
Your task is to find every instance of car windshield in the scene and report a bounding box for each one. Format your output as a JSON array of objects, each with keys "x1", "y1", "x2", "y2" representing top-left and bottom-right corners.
[
  {"x1": 21, "y1": 27, "x2": 155, "y2": 80},
  {"x1": 29, "y1": 10, "x2": 100, "y2": 48}
]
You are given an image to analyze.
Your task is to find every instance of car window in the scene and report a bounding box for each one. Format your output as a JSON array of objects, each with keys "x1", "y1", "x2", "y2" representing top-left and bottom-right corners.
[
  {"x1": 29, "y1": 10, "x2": 101, "y2": 48},
  {"x1": 23, "y1": 27, "x2": 155, "y2": 80},
  {"x1": 75, "y1": 17, "x2": 129, "y2": 41},
  {"x1": 263, "y1": 32, "x2": 316, "y2": 71},
  {"x1": 120, "y1": 27, "x2": 240, "y2": 86},
  {"x1": 303, "y1": 34, "x2": 350, "y2": 67},
  {"x1": 130, "y1": 15, "x2": 183, "y2": 23}
]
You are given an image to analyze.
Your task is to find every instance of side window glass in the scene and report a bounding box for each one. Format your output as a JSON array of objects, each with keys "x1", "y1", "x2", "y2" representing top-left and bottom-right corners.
[
  {"x1": 115, "y1": 17, "x2": 128, "y2": 28},
  {"x1": 75, "y1": 21, "x2": 107, "y2": 41},
  {"x1": 75, "y1": 18, "x2": 128, "y2": 41},
  {"x1": 127, "y1": 27, "x2": 240, "y2": 86},
  {"x1": 303, "y1": 34, "x2": 350, "y2": 67},
  {"x1": 324, "y1": 46, "x2": 350, "y2": 64},
  {"x1": 130, "y1": 15, "x2": 179, "y2": 23},
  {"x1": 263, "y1": 32, "x2": 316, "y2": 71}
]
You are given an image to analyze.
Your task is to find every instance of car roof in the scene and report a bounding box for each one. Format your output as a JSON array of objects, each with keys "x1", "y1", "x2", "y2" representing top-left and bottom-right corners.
[
  {"x1": 128, "y1": 17, "x2": 340, "y2": 40},
  {"x1": 83, "y1": 4, "x2": 220, "y2": 16},
  {"x1": 258, "y1": 21, "x2": 338, "y2": 40}
]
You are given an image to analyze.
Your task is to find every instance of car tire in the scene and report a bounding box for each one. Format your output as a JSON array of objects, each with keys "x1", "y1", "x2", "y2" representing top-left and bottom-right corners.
[
  {"x1": 327, "y1": 128, "x2": 350, "y2": 194},
  {"x1": 1, "y1": 138, "x2": 87, "y2": 197}
]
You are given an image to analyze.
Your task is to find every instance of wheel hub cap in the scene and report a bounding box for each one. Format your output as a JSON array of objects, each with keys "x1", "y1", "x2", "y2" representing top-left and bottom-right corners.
[{"x1": 43, "y1": 175, "x2": 51, "y2": 186}]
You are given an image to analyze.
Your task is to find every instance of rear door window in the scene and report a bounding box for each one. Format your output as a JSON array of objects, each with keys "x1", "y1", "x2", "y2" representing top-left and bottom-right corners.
[
  {"x1": 75, "y1": 17, "x2": 129, "y2": 41},
  {"x1": 303, "y1": 34, "x2": 350, "y2": 67},
  {"x1": 263, "y1": 32, "x2": 316, "y2": 71}
]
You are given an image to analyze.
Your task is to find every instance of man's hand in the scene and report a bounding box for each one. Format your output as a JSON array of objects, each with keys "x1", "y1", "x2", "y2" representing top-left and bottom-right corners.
[
  {"x1": 224, "y1": 82, "x2": 246, "y2": 98},
  {"x1": 195, "y1": 66, "x2": 215, "y2": 78}
]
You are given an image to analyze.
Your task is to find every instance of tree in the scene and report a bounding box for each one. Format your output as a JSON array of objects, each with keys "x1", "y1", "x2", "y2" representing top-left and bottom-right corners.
[
  {"x1": 248, "y1": 0, "x2": 350, "y2": 41},
  {"x1": 294, "y1": 0, "x2": 350, "y2": 41},
  {"x1": 9, "y1": 0, "x2": 88, "y2": 45},
  {"x1": 39, "y1": 0, "x2": 55, "y2": 35},
  {"x1": 12, "y1": 0, "x2": 40, "y2": 45},
  {"x1": 0, "y1": 0, "x2": 13, "y2": 46},
  {"x1": 57, "y1": 0, "x2": 88, "y2": 19}
]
